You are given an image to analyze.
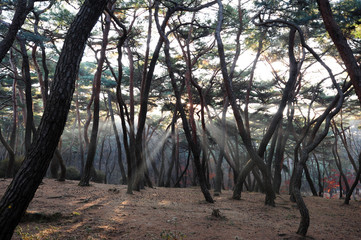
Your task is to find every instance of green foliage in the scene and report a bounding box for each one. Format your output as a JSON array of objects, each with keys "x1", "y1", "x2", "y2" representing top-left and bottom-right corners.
[
  {"x1": 332, "y1": 0, "x2": 361, "y2": 39},
  {"x1": 161, "y1": 217, "x2": 186, "y2": 240},
  {"x1": 92, "y1": 169, "x2": 105, "y2": 183},
  {"x1": 0, "y1": 157, "x2": 24, "y2": 178},
  {"x1": 15, "y1": 225, "x2": 59, "y2": 240},
  {"x1": 160, "y1": 230, "x2": 186, "y2": 240},
  {"x1": 65, "y1": 166, "x2": 81, "y2": 180}
]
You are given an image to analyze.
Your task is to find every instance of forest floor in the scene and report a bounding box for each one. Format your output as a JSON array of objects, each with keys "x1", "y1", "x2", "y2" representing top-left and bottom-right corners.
[{"x1": 1, "y1": 178, "x2": 360, "y2": 240}]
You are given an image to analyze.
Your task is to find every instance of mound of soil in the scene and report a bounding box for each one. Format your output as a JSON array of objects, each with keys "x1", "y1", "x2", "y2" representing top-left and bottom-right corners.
[{"x1": 1, "y1": 178, "x2": 360, "y2": 239}]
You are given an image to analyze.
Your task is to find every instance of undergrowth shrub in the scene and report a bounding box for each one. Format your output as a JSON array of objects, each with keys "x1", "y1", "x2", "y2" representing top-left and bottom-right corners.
[
  {"x1": 0, "y1": 157, "x2": 24, "y2": 178},
  {"x1": 65, "y1": 166, "x2": 81, "y2": 180}
]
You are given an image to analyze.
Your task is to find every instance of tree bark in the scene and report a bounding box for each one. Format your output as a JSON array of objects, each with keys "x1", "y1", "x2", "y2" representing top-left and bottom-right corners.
[{"x1": 0, "y1": 1, "x2": 107, "y2": 238}]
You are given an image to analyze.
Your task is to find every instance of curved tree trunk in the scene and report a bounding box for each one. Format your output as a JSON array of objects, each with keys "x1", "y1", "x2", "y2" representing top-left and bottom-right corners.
[
  {"x1": 216, "y1": 0, "x2": 275, "y2": 206},
  {"x1": 155, "y1": 1, "x2": 215, "y2": 203},
  {"x1": 291, "y1": 158, "x2": 310, "y2": 236},
  {"x1": 0, "y1": 1, "x2": 107, "y2": 238}
]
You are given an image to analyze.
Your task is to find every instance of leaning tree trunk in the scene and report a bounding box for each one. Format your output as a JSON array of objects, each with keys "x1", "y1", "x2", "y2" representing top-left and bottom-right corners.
[
  {"x1": 317, "y1": 0, "x2": 361, "y2": 105},
  {"x1": 0, "y1": 1, "x2": 107, "y2": 239},
  {"x1": 0, "y1": 0, "x2": 34, "y2": 64}
]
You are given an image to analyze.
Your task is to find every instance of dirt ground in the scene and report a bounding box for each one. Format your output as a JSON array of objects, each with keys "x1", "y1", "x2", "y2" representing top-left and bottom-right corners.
[{"x1": 0, "y1": 178, "x2": 360, "y2": 240}]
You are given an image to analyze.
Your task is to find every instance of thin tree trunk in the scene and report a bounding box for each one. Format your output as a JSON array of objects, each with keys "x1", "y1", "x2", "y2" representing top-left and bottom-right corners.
[
  {"x1": 19, "y1": 37, "x2": 35, "y2": 153},
  {"x1": 6, "y1": 49, "x2": 18, "y2": 177},
  {"x1": 303, "y1": 164, "x2": 318, "y2": 196},
  {"x1": 216, "y1": 0, "x2": 276, "y2": 206},
  {"x1": 79, "y1": 7, "x2": 111, "y2": 186},
  {"x1": 55, "y1": 149, "x2": 66, "y2": 181},
  {"x1": 313, "y1": 153, "x2": 324, "y2": 196},
  {"x1": 155, "y1": 1, "x2": 215, "y2": 203},
  {"x1": 158, "y1": 143, "x2": 166, "y2": 187},
  {"x1": 166, "y1": 114, "x2": 177, "y2": 187},
  {"x1": 108, "y1": 91, "x2": 127, "y2": 184},
  {"x1": 75, "y1": 82, "x2": 85, "y2": 175},
  {"x1": 345, "y1": 152, "x2": 361, "y2": 204}
]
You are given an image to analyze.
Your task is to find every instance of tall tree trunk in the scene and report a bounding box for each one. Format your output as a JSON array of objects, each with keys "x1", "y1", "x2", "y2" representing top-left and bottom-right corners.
[
  {"x1": 158, "y1": 143, "x2": 166, "y2": 187},
  {"x1": 79, "y1": 7, "x2": 111, "y2": 186},
  {"x1": 19, "y1": 37, "x2": 35, "y2": 153},
  {"x1": 331, "y1": 133, "x2": 350, "y2": 196},
  {"x1": 132, "y1": 2, "x2": 171, "y2": 191},
  {"x1": 215, "y1": 99, "x2": 228, "y2": 194},
  {"x1": 216, "y1": 0, "x2": 276, "y2": 206},
  {"x1": 166, "y1": 116, "x2": 177, "y2": 187},
  {"x1": 273, "y1": 127, "x2": 284, "y2": 194},
  {"x1": 155, "y1": 1, "x2": 215, "y2": 203},
  {"x1": 313, "y1": 153, "x2": 324, "y2": 196},
  {"x1": 6, "y1": 49, "x2": 18, "y2": 177},
  {"x1": 108, "y1": 91, "x2": 127, "y2": 184},
  {"x1": 0, "y1": 1, "x2": 107, "y2": 238},
  {"x1": 303, "y1": 164, "x2": 318, "y2": 196},
  {"x1": 75, "y1": 82, "x2": 85, "y2": 175}
]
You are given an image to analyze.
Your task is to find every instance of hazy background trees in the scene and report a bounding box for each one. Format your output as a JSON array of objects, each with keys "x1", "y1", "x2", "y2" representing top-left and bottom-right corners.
[{"x1": 0, "y1": 0, "x2": 360, "y2": 237}]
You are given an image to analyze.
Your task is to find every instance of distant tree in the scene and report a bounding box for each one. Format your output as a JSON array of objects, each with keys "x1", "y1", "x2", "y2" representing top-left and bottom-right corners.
[
  {"x1": 216, "y1": 0, "x2": 277, "y2": 206},
  {"x1": 79, "y1": 2, "x2": 112, "y2": 186}
]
